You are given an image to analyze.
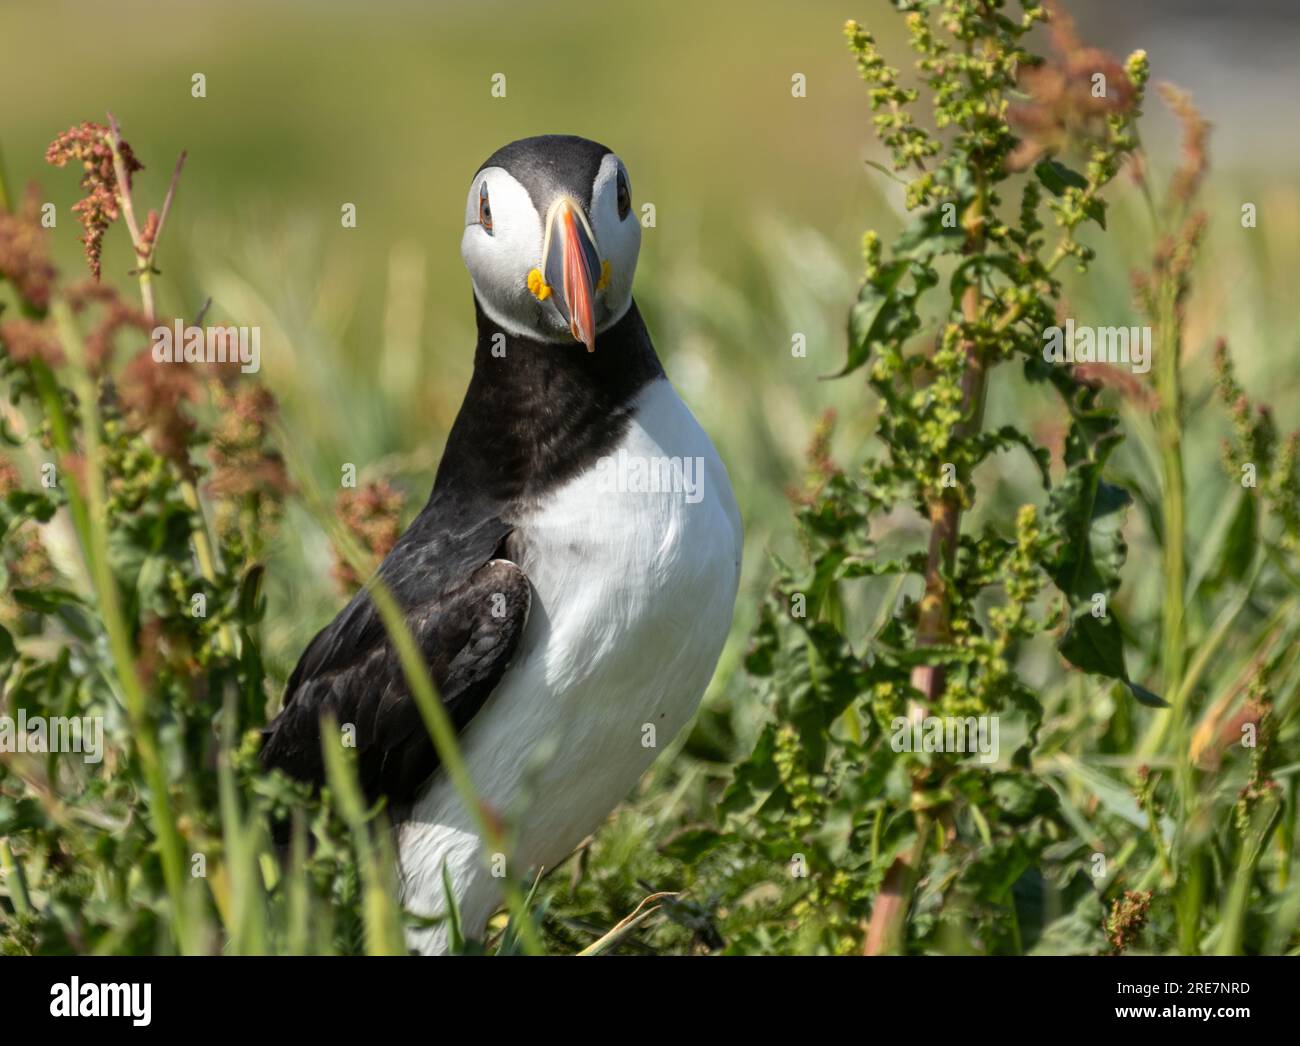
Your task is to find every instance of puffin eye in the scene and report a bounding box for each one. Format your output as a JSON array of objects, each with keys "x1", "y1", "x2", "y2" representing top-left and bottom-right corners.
[
  {"x1": 616, "y1": 170, "x2": 631, "y2": 221},
  {"x1": 478, "y1": 182, "x2": 493, "y2": 234}
]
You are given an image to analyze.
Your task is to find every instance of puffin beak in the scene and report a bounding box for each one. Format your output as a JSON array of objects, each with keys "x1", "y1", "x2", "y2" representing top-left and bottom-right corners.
[{"x1": 542, "y1": 199, "x2": 602, "y2": 352}]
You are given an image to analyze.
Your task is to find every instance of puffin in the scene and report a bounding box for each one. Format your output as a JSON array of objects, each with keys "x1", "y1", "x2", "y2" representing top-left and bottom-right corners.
[{"x1": 261, "y1": 134, "x2": 743, "y2": 954}]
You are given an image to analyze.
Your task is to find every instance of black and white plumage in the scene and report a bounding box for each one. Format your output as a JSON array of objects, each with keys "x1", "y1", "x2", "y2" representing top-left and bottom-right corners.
[{"x1": 262, "y1": 135, "x2": 742, "y2": 953}]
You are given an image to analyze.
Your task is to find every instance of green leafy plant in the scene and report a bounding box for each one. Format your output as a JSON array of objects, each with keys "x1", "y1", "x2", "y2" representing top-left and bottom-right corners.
[
  {"x1": 0, "y1": 115, "x2": 549, "y2": 957},
  {"x1": 693, "y1": 0, "x2": 1300, "y2": 956},
  {"x1": 0, "y1": 118, "x2": 400, "y2": 955}
]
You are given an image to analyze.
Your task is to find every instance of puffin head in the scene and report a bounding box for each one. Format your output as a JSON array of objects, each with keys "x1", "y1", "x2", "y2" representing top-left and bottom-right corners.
[{"x1": 460, "y1": 135, "x2": 640, "y2": 353}]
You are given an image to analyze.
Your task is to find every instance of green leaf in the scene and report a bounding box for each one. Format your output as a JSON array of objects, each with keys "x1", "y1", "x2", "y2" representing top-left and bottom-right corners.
[
  {"x1": 0, "y1": 414, "x2": 25, "y2": 447},
  {"x1": 1218, "y1": 489, "x2": 1258, "y2": 584},
  {"x1": 238, "y1": 564, "x2": 267, "y2": 623},
  {"x1": 950, "y1": 254, "x2": 1023, "y2": 305},
  {"x1": 1125, "y1": 680, "x2": 1168, "y2": 709},
  {"x1": 658, "y1": 825, "x2": 724, "y2": 863},
  {"x1": 990, "y1": 771, "x2": 1058, "y2": 824},
  {"x1": 0, "y1": 794, "x2": 48, "y2": 833},
  {"x1": 743, "y1": 603, "x2": 779, "y2": 677},
  {"x1": 440, "y1": 860, "x2": 465, "y2": 953},
  {"x1": 1058, "y1": 607, "x2": 1128, "y2": 680},
  {"x1": 863, "y1": 158, "x2": 908, "y2": 185},
  {"x1": 10, "y1": 586, "x2": 86, "y2": 614},
  {"x1": 980, "y1": 424, "x2": 1052, "y2": 488},
  {"x1": 496, "y1": 873, "x2": 546, "y2": 956},
  {"x1": 2, "y1": 489, "x2": 58, "y2": 528},
  {"x1": 135, "y1": 555, "x2": 170, "y2": 615},
  {"x1": 1047, "y1": 446, "x2": 1128, "y2": 601},
  {"x1": 1033, "y1": 161, "x2": 1104, "y2": 227},
  {"x1": 1045, "y1": 430, "x2": 1161, "y2": 704},
  {"x1": 834, "y1": 258, "x2": 912, "y2": 379},
  {"x1": 721, "y1": 722, "x2": 782, "y2": 817},
  {"x1": 895, "y1": 203, "x2": 965, "y2": 260},
  {"x1": 1033, "y1": 159, "x2": 1088, "y2": 196},
  {"x1": 813, "y1": 802, "x2": 857, "y2": 863}
]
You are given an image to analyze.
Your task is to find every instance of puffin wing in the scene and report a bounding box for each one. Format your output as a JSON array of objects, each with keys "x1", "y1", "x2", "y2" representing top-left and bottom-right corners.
[{"x1": 262, "y1": 521, "x2": 530, "y2": 806}]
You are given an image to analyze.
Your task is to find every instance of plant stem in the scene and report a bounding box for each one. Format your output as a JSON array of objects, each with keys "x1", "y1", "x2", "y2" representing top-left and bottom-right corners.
[
  {"x1": 320, "y1": 713, "x2": 407, "y2": 955},
  {"x1": 1148, "y1": 232, "x2": 1193, "y2": 950},
  {"x1": 865, "y1": 180, "x2": 989, "y2": 954},
  {"x1": 1217, "y1": 799, "x2": 1283, "y2": 955},
  {"x1": 51, "y1": 300, "x2": 195, "y2": 952},
  {"x1": 103, "y1": 119, "x2": 234, "y2": 656},
  {"x1": 1156, "y1": 273, "x2": 1188, "y2": 709},
  {"x1": 864, "y1": 820, "x2": 930, "y2": 955},
  {"x1": 28, "y1": 361, "x2": 93, "y2": 546},
  {"x1": 0, "y1": 839, "x2": 32, "y2": 915},
  {"x1": 178, "y1": 475, "x2": 237, "y2": 656},
  {"x1": 911, "y1": 190, "x2": 989, "y2": 698},
  {"x1": 1141, "y1": 787, "x2": 1174, "y2": 883},
  {"x1": 105, "y1": 115, "x2": 153, "y2": 318}
]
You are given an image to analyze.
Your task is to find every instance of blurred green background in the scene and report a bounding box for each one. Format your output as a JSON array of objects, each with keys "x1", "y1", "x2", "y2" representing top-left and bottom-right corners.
[{"x1": 3, "y1": 0, "x2": 1299, "y2": 728}]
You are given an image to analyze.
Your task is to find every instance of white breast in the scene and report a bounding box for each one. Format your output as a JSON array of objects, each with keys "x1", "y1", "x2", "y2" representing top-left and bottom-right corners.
[{"x1": 398, "y1": 377, "x2": 742, "y2": 952}]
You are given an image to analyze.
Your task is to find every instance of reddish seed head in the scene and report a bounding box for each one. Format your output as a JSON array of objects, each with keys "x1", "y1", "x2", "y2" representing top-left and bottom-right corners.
[{"x1": 45, "y1": 121, "x2": 143, "y2": 279}]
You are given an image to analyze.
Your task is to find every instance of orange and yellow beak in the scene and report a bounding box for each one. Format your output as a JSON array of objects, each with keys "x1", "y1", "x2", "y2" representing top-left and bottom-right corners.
[{"x1": 533, "y1": 199, "x2": 605, "y2": 352}]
